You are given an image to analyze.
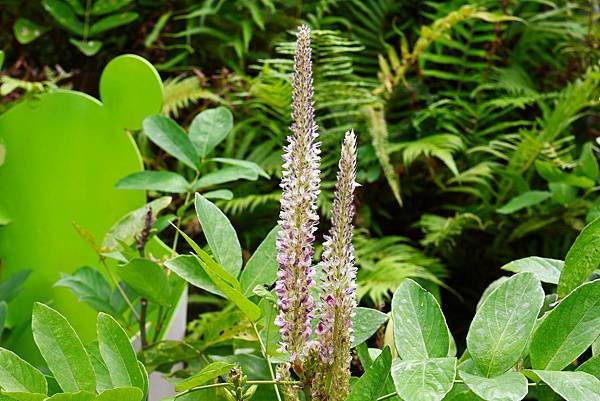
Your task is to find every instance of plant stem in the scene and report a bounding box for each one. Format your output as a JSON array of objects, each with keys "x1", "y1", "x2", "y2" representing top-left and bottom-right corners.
[
  {"x1": 377, "y1": 392, "x2": 397, "y2": 401},
  {"x1": 174, "y1": 380, "x2": 301, "y2": 398},
  {"x1": 140, "y1": 298, "x2": 148, "y2": 349},
  {"x1": 251, "y1": 321, "x2": 283, "y2": 401},
  {"x1": 100, "y1": 258, "x2": 140, "y2": 320}
]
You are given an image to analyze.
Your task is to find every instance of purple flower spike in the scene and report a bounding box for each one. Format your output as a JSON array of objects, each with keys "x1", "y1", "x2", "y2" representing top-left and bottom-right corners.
[
  {"x1": 275, "y1": 24, "x2": 320, "y2": 363},
  {"x1": 316, "y1": 130, "x2": 358, "y2": 399}
]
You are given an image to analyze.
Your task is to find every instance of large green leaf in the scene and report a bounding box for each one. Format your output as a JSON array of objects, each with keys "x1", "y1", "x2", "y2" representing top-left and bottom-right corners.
[
  {"x1": 501, "y1": 257, "x2": 563, "y2": 284},
  {"x1": 347, "y1": 347, "x2": 391, "y2": 401},
  {"x1": 458, "y1": 360, "x2": 527, "y2": 401},
  {"x1": 115, "y1": 171, "x2": 189, "y2": 194},
  {"x1": 558, "y1": 217, "x2": 600, "y2": 297},
  {"x1": 117, "y1": 259, "x2": 172, "y2": 306},
  {"x1": 392, "y1": 279, "x2": 449, "y2": 359},
  {"x1": 496, "y1": 191, "x2": 552, "y2": 214},
  {"x1": 240, "y1": 226, "x2": 279, "y2": 295},
  {"x1": 175, "y1": 362, "x2": 234, "y2": 392},
  {"x1": 531, "y1": 370, "x2": 600, "y2": 401},
  {"x1": 32, "y1": 303, "x2": 96, "y2": 393},
  {"x1": 530, "y1": 280, "x2": 600, "y2": 370},
  {"x1": 43, "y1": 392, "x2": 95, "y2": 401},
  {"x1": 189, "y1": 107, "x2": 233, "y2": 158},
  {"x1": 55, "y1": 267, "x2": 120, "y2": 316},
  {"x1": 212, "y1": 158, "x2": 269, "y2": 179},
  {"x1": 0, "y1": 348, "x2": 47, "y2": 393},
  {"x1": 466, "y1": 273, "x2": 543, "y2": 377},
  {"x1": 391, "y1": 358, "x2": 456, "y2": 401},
  {"x1": 85, "y1": 342, "x2": 112, "y2": 393},
  {"x1": 94, "y1": 387, "x2": 143, "y2": 401},
  {"x1": 194, "y1": 193, "x2": 242, "y2": 277},
  {"x1": 97, "y1": 313, "x2": 144, "y2": 390},
  {"x1": 1, "y1": 393, "x2": 46, "y2": 401},
  {"x1": 353, "y1": 308, "x2": 389, "y2": 347},
  {"x1": 143, "y1": 115, "x2": 198, "y2": 170}
]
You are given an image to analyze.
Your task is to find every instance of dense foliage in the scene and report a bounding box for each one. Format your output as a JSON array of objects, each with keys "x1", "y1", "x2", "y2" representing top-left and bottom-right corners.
[{"x1": 0, "y1": 1, "x2": 599, "y2": 401}]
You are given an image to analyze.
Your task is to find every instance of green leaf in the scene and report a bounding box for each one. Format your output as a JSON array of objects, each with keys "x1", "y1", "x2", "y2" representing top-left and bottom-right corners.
[
  {"x1": 212, "y1": 158, "x2": 269, "y2": 179},
  {"x1": 579, "y1": 143, "x2": 599, "y2": 182},
  {"x1": 392, "y1": 279, "x2": 450, "y2": 359},
  {"x1": 558, "y1": 218, "x2": 600, "y2": 297},
  {"x1": 13, "y1": 18, "x2": 47, "y2": 44},
  {"x1": 577, "y1": 354, "x2": 600, "y2": 380},
  {"x1": 530, "y1": 370, "x2": 600, "y2": 401},
  {"x1": 164, "y1": 255, "x2": 222, "y2": 296},
  {"x1": 143, "y1": 115, "x2": 198, "y2": 170},
  {"x1": 97, "y1": 313, "x2": 144, "y2": 390},
  {"x1": 103, "y1": 197, "x2": 171, "y2": 249},
  {"x1": 117, "y1": 259, "x2": 172, "y2": 306},
  {"x1": 43, "y1": 392, "x2": 95, "y2": 401},
  {"x1": 138, "y1": 362, "x2": 148, "y2": 400},
  {"x1": 1, "y1": 393, "x2": 46, "y2": 401},
  {"x1": 91, "y1": 0, "x2": 133, "y2": 15},
  {"x1": 115, "y1": 171, "x2": 190, "y2": 193},
  {"x1": 175, "y1": 362, "x2": 234, "y2": 392},
  {"x1": 391, "y1": 358, "x2": 456, "y2": 401},
  {"x1": 69, "y1": 39, "x2": 102, "y2": 56},
  {"x1": 530, "y1": 280, "x2": 600, "y2": 370},
  {"x1": 89, "y1": 12, "x2": 138, "y2": 36},
  {"x1": 195, "y1": 193, "x2": 242, "y2": 277},
  {"x1": 94, "y1": 387, "x2": 143, "y2": 401},
  {"x1": 442, "y1": 383, "x2": 484, "y2": 401},
  {"x1": 172, "y1": 226, "x2": 261, "y2": 321},
  {"x1": 352, "y1": 308, "x2": 389, "y2": 348},
  {"x1": 0, "y1": 348, "x2": 47, "y2": 393},
  {"x1": 347, "y1": 347, "x2": 391, "y2": 401},
  {"x1": 202, "y1": 189, "x2": 233, "y2": 200},
  {"x1": 501, "y1": 257, "x2": 563, "y2": 284},
  {"x1": 55, "y1": 267, "x2": 120, "y2": 316},
  {"x1": 0, "y1": 270, "x2": 31, "y2": 302},
  {"x1": 459, "y1": 360, "x2": 527, "y2": 401},
  {"x1": 85, "y1": 342, "x2": 112, "y2": 393},
  {"x1": 467, "y1": 273, "x2": 544, "y2": 377},
  {"x1": 41, "y1": 0, "x2": 83, "y2": 35},
  {"x1": 189, "y1": 107, "x2": 234, "y2": 158},
  {"x1": 240, "y1": 226, "x2": 279, "y2": 295},
  {"x1": 32, "y1": 303, "x2": 96, "y2": 393},
  {"x1": 496, "y1": 191, "x2": 552, "y2": 214},
  {"x1": 192, "y1": 167, "x2": 258, "y2": 190}
]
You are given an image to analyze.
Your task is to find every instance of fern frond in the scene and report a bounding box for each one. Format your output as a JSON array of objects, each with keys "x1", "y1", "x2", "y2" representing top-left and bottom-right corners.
[
  {"x1": 162, "y1": 75, "x2": 224, "y2": 117},
  {"x1": 217, "y1": 192, "x2": 280, "y2": 215},
  {"x1": 390, "y1": 133, "x2": 465, "y2": 176}
]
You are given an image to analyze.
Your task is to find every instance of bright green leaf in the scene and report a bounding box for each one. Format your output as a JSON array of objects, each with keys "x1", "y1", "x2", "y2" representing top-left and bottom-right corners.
[
  {"x1": 85, "y1": 342, "x2": 112, "y2": 393},
  {"x1": 558, "y1": 218, "x2": 600, "y2": 297},
  {"x1": 212, "y1": 158, "x2": 269, "y2": 179},
  {"x1": 43, "y1": 392, "x2": 95, "y2": 401},
  {"x1": 97, "y1": 313, "x2": 144, "y2": 390},
  {"x1": 392, "y1": 279, "x2": 450, "y2": 359},
  {"x1": 459, "y1": 360, "x2": 527, "y2": 401},
  {"x1": 496, "y1": 191, "x2": 552, "y2": 214},
  {"x1": 55, "y1": 267, "x2": 120, "y2": 316},
  {"x1": 531, "y1": 370, "x2": 600, "y2": 401},
  {"x1": 117, "y1": 259, "x2": 171, "y2": 306},
  {"x1": 192, "y1": 167, "x2": 258, "y2": 190},
  {"x1": 175, "y1": 362, "x2": 234, "y2": 392},
  {"x1": 347, "y1": 347, "x2": 391, "y2": 401},
  {"x1": 115, "y1": 171, "x2": 190, "y2": 193},
  {"x1": 89, "y1": 12, "x2": 138, "y2": 36},
  {"x1": 164, "y1": 255, "x2": 222, "y2": 296},
  {"x1": 202, "y1": 189, "x2": 233, "y2": 200},
  {"x1": 69, "y1": 39, "x2": 102, "y2": 56},
  {"x1": 501, "y1": 257, "x2": 563, "y2": 284},
  {"x1": 143, "y1": 115, "x2": 198, "y2": 170},
  {"x1": 391, "y1": 357, "x2": 456, "y2": 401},
  {"x1": 32, "y1": 303, "x2": 96, "y2": 393},
  {"x1": 467, "y1": 273, "x2": 543, "y2": 377},
  {"x1": 95, "y1": 387, "x2": 143, "y2": 401},
  {"x1": 195, "y1": 193, "x2": 242, "y2": 277},
  {"x1": 41, "y1": 0, "x2": 83, "y2": 35},
  {"x1": 0, "y1": 348, "x2": 47, "y2": 393},
  {"x1": 240, "y1": 226, "x2": 279, "y2": 295},
  {"x1": 353, "y1": 308, "x2": 389, "y2": 348},
  {"x1": 189, "y1": 107, "x2": 234, "y2": 158},
  {"x1": 13, "y1": 19, "x2": 47, "y2": 44},
  {"x1": 531, "y1": 280, "x2": 600, "y2": 370},
  {"x1": 91, "y1": 0, "x2": 133, "y2": 15}
]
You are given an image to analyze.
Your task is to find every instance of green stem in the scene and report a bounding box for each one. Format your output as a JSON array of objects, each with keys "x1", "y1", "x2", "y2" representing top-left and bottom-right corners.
[
  {"x1": 174, "y1": 380, "x2": 301, "y2": 398},
  {"x1": 251, "y1": 322, "x2": 283, "y2": 401},
  {"x1": 140, "y1": 298, "x2": 148, "y2": 349}
]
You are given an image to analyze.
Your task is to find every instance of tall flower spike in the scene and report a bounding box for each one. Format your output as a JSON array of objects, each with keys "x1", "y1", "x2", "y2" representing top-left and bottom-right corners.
[
  {"x1": 315, "y1": 130, "x2": 358, "y2": 400},
  {"x1": 275, "y1": 24, "x2": 320, "y2": 363}
]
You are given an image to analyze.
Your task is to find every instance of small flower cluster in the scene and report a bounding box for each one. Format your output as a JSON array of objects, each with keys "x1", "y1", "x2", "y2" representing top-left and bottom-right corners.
[{"x1": 275, "y1": 24, "x2": 358, "y2": 401}]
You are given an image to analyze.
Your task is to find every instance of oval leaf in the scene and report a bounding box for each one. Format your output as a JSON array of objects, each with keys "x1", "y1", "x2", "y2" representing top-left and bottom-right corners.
[
  {"x1": 0, "y1": 348, "x2": 47, "y2": 393},
  {"x1": 143, "y1": 115, "x2": 198, "y2": 170},
  {"x1": 392, "y1": 279, "x2": 450, "y2": 359},
  {"x1": 97, "y1": 313, "x2": 144, "y2": 390},
  {"x1": 164, "y1": 255, "x2": 222, "y2": 296},
  {"x1": 116, "y1": 171, "x2": 189, "y2": 193},
  {"x1": 501, "y1": 257, "x2": 563, "y2": 284},
  {"x1": 466, "y1": 273, "x2": 544, "y2": 377},
  {"x1": 496, "y1": 191, "x2": 551, "y2": 214},
  {"x1": 352, "y1": 307, "x2": 389, "y2": 348},
  {"x1": 189, "y1": 107, "x2": 233, "y2": 158},
  {"x1": 459, "y1": 360, "x2": 527, "y2": 401},
  {"x1": 531, "y1": 370, "x2": 600, "y2": 401},
  {"x1": 175, "y1": 362, "x2": 234, "y2": 392},
  {"x1": 347, "y1": 347, "x2": 391, "y2": 401},
  {"x1": 530, "y1": 280, "x2": 600, "y2": 370},
  {"x1": 117, "y1": 259, "x2": 172, "y2": 306},
  {"x1": 95, "y1": 387, "x2": 143, "y2": 401},
  {"x1": 32, "y1": 303, "x2": 96, "y2": 393},
  {"x1": 391, "y1": 358, "x2": 456, "y2": 401},
  {"x1": 240, "y1": 226, "x2": 279, "y2": 295}
]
